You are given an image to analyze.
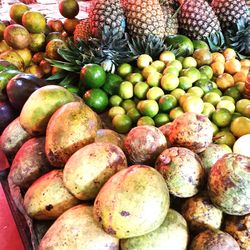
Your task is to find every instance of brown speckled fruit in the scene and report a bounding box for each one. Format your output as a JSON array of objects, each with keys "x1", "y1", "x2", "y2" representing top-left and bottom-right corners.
[
  {"x1": 168, "y1": 112, "x2": 214, "y2": 153},
  {"x1": 124, "y1": 125, "x2": 167, "y2": 165},
  {"x1": 155, "y1": 147, "x2": 205, "y2": 198},
  {"x1": 190, "y1": 229, "x2": 240, "y2": 250},
  {"x1": 208, "y1": 153, "x2": 250, "y2": 216},
  {"x1": 224, "y1": 214, "x2": 250, "y2": 250},
  {"x1": 182, "y1": 192, "x2": 223, "y2": 234}
]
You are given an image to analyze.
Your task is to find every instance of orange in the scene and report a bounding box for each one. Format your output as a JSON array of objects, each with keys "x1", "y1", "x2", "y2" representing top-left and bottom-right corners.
[
  {"x1": 233, "y1": 71, "x2": 248, "y2": 83},
  {"x1": 240, "y1": 59, "x2": 250, "y2": 68},
  {"x1": 216, "y1": 73, "x2": 234, "y2": 90},
  {"x1": 224, "y1": 58, "x2": 241, "y2": 75},
  {"x1": 211, "y1": 52, "x2": 225, "y2": 64},
  {"x1": 63, "y1": 18, "x2": 80, "y2": 34},
  {"x1": 159, "y1": 51, "x2": 175, "y2": 64},
  {"x1": 137, "y1": 54, "x2": 153, "y2": 69},
  {"x1": 223, "y1": 48, "x2": 236, "y2": 61},
  {"x1": 211, "y1": 61, "x2": 224, "y2": 76}
]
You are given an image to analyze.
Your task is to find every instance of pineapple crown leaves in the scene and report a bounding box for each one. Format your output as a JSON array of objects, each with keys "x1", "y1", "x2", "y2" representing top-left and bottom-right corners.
[{"x1": 205, "y1": 31, "x2": 226, "y2": 52}]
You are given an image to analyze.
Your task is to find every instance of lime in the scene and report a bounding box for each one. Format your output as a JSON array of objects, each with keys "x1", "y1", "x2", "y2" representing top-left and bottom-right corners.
[
  {"x1": 147, "y1": 72, "x2": 162, "y2": 87},
  {"x1": 146, "y1": 87, "x2": 164, "y2": 101},
  {"x1": 169, "y1": 107, "x2": 184, "y2": 121},
  {"x1": 211, "y1": 122, "x2": 219, "y2": 135},
  {"x1": 217, "y1": 100, "x2": 235, "y2": 113},
  {"x1": 159, "y1": 94, "x2": 178, "y2": 112},
  {"x1": 182, "y1": 95, "x2": 204, "y2": 114},
  {"x1": 137, "y1": 54, "x2": 153, "y2": 69},
  {"x1": 134, "y1": 82, "x2": 149, "y2": 99},
  {"x1": 179, "y1": 93, "x2": 193, "y2": 106},
  {"x1": 187, "y1": 87, "x2": 204, "y2": 97},
  {"x1": 137, "y1": 116, "x2": 155, "y2": 126},
  {"x1": 108, "y1": 106, "x2": 125, "y2": 119},
  {"x1": 182, "y1": 67, "x2": 201, "y2": 83},
  {"x1": 192, "y1": 40, "x2": 209, "y2": 50},
  {"x1": 102, "y1": 73, "x2": 123, "y2": 95},
  {"x1": 224, "y1": 86, "x2": 242, "y2": 101},
  {"x1": 194, "y1": 79, "x2": 214, "y2": 94},
  {"x1": 182, "y1": 57, "x2": 197, "y2": 68},
  {"x1": 170, "y1": 88, "x2": 186, "y2": 101},
  {"x1": 203, "y1": 92, "x2": 221, "y2": 106},
  {"x1": 177, "y1": 56, "x2": 185, "y2": 63},
  {"x1": 236, "y1": 99, "x2": 250, "y2": 114},
  {"x1": 109, "y1": 95, "x2": 122, "y2": 107},
  {"x1": 213, "y1": 131, "x2": 236, "y2": 148},
  {"x1": 199, "y1": 65, "x2": 213, "y2": 80},
  {"x1": 83, "y1": 88, "x2": 109, "y2": 113},
  {"x1": 127, "y1": 107, "x2": 141, "y2": 123},
  {"x1": 168, "y1": 60, "x2": 183, "y2": 71},
  {"x1": 210, "y1": 88, "x2": 223, "y2": 96},
  {"x1": 119, "y1": 81, "x2": 133, "y2": 99},
  {"x1": 138, "y1": 100, "x2": 159, "y2": 118},
  {"x1": 212, "y1": 108, "x2": 232, "y2": 127},
  {"x1": 121, "y1": 99, "x2": 136, "y2": 112},
  {"x1": 221, "y1": 96, "x2": 235, "y2": 104},
  {"x1": 151, "y1": 60, "x2": 166, "y2": 72},
  {"x1": 142, "y1": 65, "x2": 158, "y2": 79},
  {"x1": 202, "y1": 102, "x2": 216, "y2": 118},
  {"x1": 154, "y1": 113, "x2": 170, "y2": 127},
  {"x1": 235, "y1": 82, "x2": 245, "y2": 93},
  {"x1": 80, "y1": 64, "x2": 106, "y2": 89},
  {"x1": 163, "y1": 66, "x2": 180, "y2": 77},
  {"x1": 161, "y1": 73, "x2": 179, "y2": 91},
  {"x1": 178, "y1": 76, "x2": 193, "y2": 90},
  {"x1": 112, "y1": 114, "x2": 132, "y2": 134},
  {"x1": 126, "y1": 73, "x2": 143, "y2": 84},
  {"x1": 230, "y1": 117, "x2": 250, "y2": 137},
  {"x1": 117, "y1": 63, "x2": 133, "y2": 78},
  {"x1": 231, "y1": 112, "x2": 242, "y2": 121},
  {"x1": 159, "y1": 51, "x2": 175, "y2": 64}
]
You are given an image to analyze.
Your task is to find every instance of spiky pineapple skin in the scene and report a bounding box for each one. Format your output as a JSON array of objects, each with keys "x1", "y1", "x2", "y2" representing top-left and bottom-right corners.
[
  {"x1": 89, "y1": 0, "x2": 125, "y2": 38},
  {"x1": 178, "y1": 0, "x2": 222, "y2": 40},
  {"x1": 74, "y1": 19, "x2": 91, "y2": 42},
  {"x1": 123, "y1": 0, "x2": 166, "y2": 39},
  {"x1": 211, "y1": 0, "x2": 250, "y2": 30}
]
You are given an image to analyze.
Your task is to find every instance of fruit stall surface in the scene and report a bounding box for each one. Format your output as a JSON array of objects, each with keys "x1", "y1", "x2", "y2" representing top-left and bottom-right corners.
[{"x1": 0, "y1": 0, "x2": 250, "y2": 250}]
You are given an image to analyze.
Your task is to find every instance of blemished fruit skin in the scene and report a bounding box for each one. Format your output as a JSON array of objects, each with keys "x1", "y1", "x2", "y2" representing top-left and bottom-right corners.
[
  {"x1": 120, "y1": 209, "x2": 188, "y2": 250},
  {"x1": 189, "y1": 229, "x2": 240, "y2": 250},
  {"x1": 93, "y1": 165, "x2": 170, "y2": 239},
  {"x1": 167, "y1": 112, "x2": 214, "y2": 153},
  {"x1": 208, "y1": 153, "x2": 250, "y2": 216},
  {"x1": 224, "y1": 214, "x2": 250, "y2": 250},
  {"x1": 155, "y1": 147, "x2": 205, "y2": 198}
]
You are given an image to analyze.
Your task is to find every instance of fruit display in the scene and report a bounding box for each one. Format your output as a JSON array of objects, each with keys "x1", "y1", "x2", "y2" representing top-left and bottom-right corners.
[{"x1": 0, "y1": 0, "x2": 250, "y2": 249}]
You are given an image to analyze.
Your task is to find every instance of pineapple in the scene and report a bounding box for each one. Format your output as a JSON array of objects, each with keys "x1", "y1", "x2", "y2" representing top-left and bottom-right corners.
[
  {"x1": 211, "y1": 0, "x2": 250, "y2": 30},
  {"x1": 178, "y1": 0, "x2": 222, "y2": 40},
  {"x1": 122, "y1": 0, "x2": 166, "y2": 39},
  {"x1": 74, "y1": 19, "x2": 91, "y2": 42},
  {"x1": 89, "y1": 0, "x2": 126, "y2": 38}
]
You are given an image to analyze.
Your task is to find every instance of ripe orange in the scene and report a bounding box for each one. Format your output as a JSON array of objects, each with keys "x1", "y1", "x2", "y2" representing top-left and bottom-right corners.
[
  {"x1": 63, "y1": 18, "x2": 80, "y2": 34},
  {"x1": 216, "y1": 73, "x2": 234, "y2": 90},
  {"x1": 224, "y1": 58, "x2": 241, "y2": 75},
  {"x1": 211, "y1": 61, "x2": 224, "y2": 76},
  {"x1": 211, "y1": 52, "x2": 225, "y2": 64},
  {"x1": 223, "y1": 48, "x2": 236, "y2": 61}
]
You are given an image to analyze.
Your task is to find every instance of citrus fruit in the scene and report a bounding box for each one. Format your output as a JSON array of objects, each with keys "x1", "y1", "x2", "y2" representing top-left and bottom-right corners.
[
  {"x1": 154, "y1": 113, "x2": 170, "y2": 127},
  {"x1": 211, "y1": 122, "x2": 219, "y2": 135},
  {"x1": 80, "y1": 64, "x2": 106, "y2": 89},
  {"x1": 235, "y1": 82, "x2": 245, "y2": 93},
  {"x1": 170, "y1": 88, "x2": 186, "y2": 100},
  {"x1": 142, "y1": 65, "x2": 157, "y2": 79},
  {"x1": 47, "y1": 19, "x2": 64, "y2": 32},
  {"x1": 194, "y1": 79, "x2": 214, "y2": 94},
  {"x1": 212, "y1": 108, "x2": 232, "y2": 127},
  {"x1": 160, "y1": 73, "x2": 179, "y2": 91},
  {"x1": 211, "y1": 52, "x2": 225, "y2": 64},
  {"x1": 223, "y1": 48, "x2": 236, "y2": 61},
  {"x1": 203, "y1": 92, "x2": 221, "y2": 106},
  {"x1": 45, "y1": 39, "x2": 67, "y2": 60},
  {"x1": 230, "y1": 117, "x2": 250, "y2": 137},
  {"x1": 102, "y1": 73, "x2": 123, "y2": 95},
  {"x1": 138, "y1": 100, "x2": 159, "y2": 118},
  {"x1": 137, "y1": 116, "x2": 155, "y2": 126},
  {"x1": 119, "y1": 81, "x2": 133, "y2": 99},
  {"x1": 193, "y1": 48, "x2": 212, "y2": 66},
  {"x1": 169, "y1": 107, "x2": 184, "y2": 121},
  {"x1": 182, "y1": 57, "x2": 197, "y2": 68},
  {"x1": 63, "y1": 18, "x2": 80, "y2": 34},
  {"x1": 9, "y1": 3, "x2": 29, "y2": 24},
  {"x1": 112, "y1": 114, "x2": 132, "y2": 134},
  {"x1": 163, "y1": 66, "x2": 180, "y2": 77},
  {"x1": 3, "y1": 24, "x2": 30, "y2": 49},
  {"x1": 178, "y1": 76, "x2": 193, "y2": 90},
  {"x1": 147, "y1": 72, "x2": 162, "y2": 87},
  {"x1": 199, "y1": 65, "x2": 213, "y2": 80},
  {"x1": 182, "y1": 95, "x2": 204, "y2": 114},
  {"x1": 121, "y1": 99, "x2": 136, "y2": 112},
  {"x1": 22, "y1": 11, "x2": 46, "y2": 33},
  {"x1": 134, "y1": 82, "x2": 149, "y2": 99},
  {"x1": 59, "y1": 0, "x2": 79, "y2": 18},
  {"x1": 83, "y1": 88, "x2": 108, "y2": 113},
  {"x1": 137, "y1": 54, "x2": 153, "y2": 69},
  {"x1": 233, "y1": 71, "x2": 248, "y2": 83},
  {"x1": 168, "y1": 60, "x2": 183, "y2": 71},
  {"x1": 192, "y1": 40, "x2": 209, "y2": 50},
  {"x1": 224, "y1": 86, "x2": 242, "y2": 101},
  {"x1": 146, "y1": 87, "x2": 164, "y2": 101},
  {"x1": 108, "y1": 106, "x2": 125, "y2": 119},
  {"x1": 109, "y1": 95, "x2": 122, "y2": 107},
  {"x1": 211, "y1": 61, "x2": 225, "y2": 76},
  {"x1": 210, "y1": 88, "x2": 223, "y2": 96},
  {"x1": 236, "y1": 99, "x2": 250, "y2": 114},
  {"x1": 213, "y1": 131, "x2": 236, "y2": 148},
  {"x1": 231, "y1": 112, "x2": 242, "y2": 121},
  {"x1": 127, "y1": 107, "x2": 141, "y2": 123},
  {"x1": 187, "y1": 87, "x2": 204, "y2": 97},
  {"x1": 179, "y1": 93, "x2": 193, "y2": 106},
  {"x1": 151, "y1": 60, "x2": 166, "y2": 72},
  {"x1": 216, "y1": 100, "x2": 235, "y2": 113},
  {"x1": 159, "y1": 51, "x2": 175, "y2": 64},
  {"x1": 117, "y1": 63, "x2": 132, "y2": 78},
  {"x1": 182, "y1": 67, "x2": 201, "y2": 83},
  {"x1": 220, "y1": 96, "x2": 235, "y2": 103},
  {"x1": 224, "y1": 58, "x2": 241, "y2": 75},
  {"x1": 202, "y1": 102, "x2": 216, "y2": 118},
  {"x1": 159, "y1": 94, "x2": 177, "y2": 112},
  {"x1": 126, "y1": 73, "x2": 143, "y2": 84}
]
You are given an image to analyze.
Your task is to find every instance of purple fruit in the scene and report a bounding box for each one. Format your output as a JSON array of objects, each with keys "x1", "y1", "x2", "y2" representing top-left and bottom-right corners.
[{"x1": 0, "y1": 101, "x2": 17, "y2": 134}]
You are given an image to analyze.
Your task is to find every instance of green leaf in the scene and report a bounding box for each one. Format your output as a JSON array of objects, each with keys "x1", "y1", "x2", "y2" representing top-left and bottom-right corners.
[{"x1": 46, "y1": 70, "x2": 67, "y2": 81}]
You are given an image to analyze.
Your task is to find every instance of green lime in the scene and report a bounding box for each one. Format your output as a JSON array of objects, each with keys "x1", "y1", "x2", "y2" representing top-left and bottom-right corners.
[
  {"x1": 151, "y1": 60, "x2": 166, "y2": 72},
  {"x1": 169, "y1": 107, "x2": 184, "y2": 121},
  {"x1": 203, "y1": 92, "x2": 221, "y2": 106},
  {"x1": 212, "y1": 108, "x2": 232, "y2": 127},
  {"x1": 230, "y1": 116, "x2": 250, "y2": 137},
  {"x1": 109, "y1": 95, "x2": 122, "y2": 107},
  {"x1": 194, "y1": 79, "x2": 214, "y2": 94},
  {"x1": 235, "y1": 82, "x2": 245, "y2": 93},
  {"x1": 127, "y1": 107, "x2": 141, "y2": 123},
  {"x1": 159, "y1": 51, "x2": 176, "y2": 64},
  {"x1": 213, "y1": 131, "x2": 236, "y2": 148},
  {"x1": 154, "y1": 113, "x2": 170, "y2": 127},
  {"x1": 137, "y1": 116, "x2": 155, "y2": 126},
  {"x1": 177, "y1": 56, "x2": 185, "y2": 63},
  {"x1": 121, "y1": 99, "x2": 136, "y2": 112},
  {"x1": 83, "y1": 88, "x2": 109, "y2": 113},
  {"x1": 159, "y1": 94, "x2": 178, "y2": 112},
  {"x1": 142, "y1": 65, "x2": 158, "y2": 79},
  {"x1": 170, "y1": 88, "x2": 186, "y2": 101},
  {"x1": 211, "y1": 122, "x2": 219, "y2": 135},
  {"x1": 134, "y1": 81, "x2": 149, "y2": 99},
  {"x1": 210, "y1": 88, "x2": 223, "y2": 96},
  {"x1": 182, "y1": 95, "x2": 204, "y2": 114},
  {"x1": 80, "y1": 64, "x2": 106, "y2": 89},
  {"x1": 216, "y1": 100, "x2": 235, "y2": 113},
  {"x1": 178, "y1": 76, "x2": 193, "y2": 90},
  {"x1": 102, "y1": 73, "x2": 123, "y2": 95},
  {"x1": 137, "y1": 54, "x2": 153, "y2": 69},
  {"x1": 202, "y1": 102, "x2": 216, "y2": 118},
  {"x1": 236, "y1": 99, "x2": 250, "y2": 114},
  {"x1": 112, "y1": 114, "x2": 132, "y2": 134},
  {"x1": 179, "y1": 93, "x2": 193, "y2": 106},
  {"x1": 221, "y1": 96, "x2": 235, "y2": 104},
  {"x1": 138, "y1": 100, "x2": 159, "y2": 118},
  {"x1": 117, "y1": 63, "x2": 133, "y2": 78},
  {"x1": 126, "y1": 73, "x2": 143, "y2": 84},
  {"x1": 163, "y1": 66, "x2": 180, "y2": 77},
  {"x1": 199, "y1": 65, "x2": 213, "y2": 80},
  {"x1": 119, "y1": 81, "x2": 133, "y2": 99},
  {"x1": 160, "y1": 73, "x2": 179, "y2": 91},
  {"x1": 192, "y1": 40, "x2": 209, "y2": 50},
  {"x1": 182, "y1": 67, "x2": 201, "y2": 83},
  {"x1": 146, "y1": 87, "x2": 164, "y2": 101},
  {"x1": 182, "y1": 57, "x2": 197, "y2": 68},
  {"x1": 187, "y1": 87, "x2": 204, "y2": 97},
  {"x1": 224, "y1": 86, "x2": 242, "y2": 101},
  {"x1": 147, "y1": 72, "x2": 162, "y2": 87},
  {"x1": 231, "y1": 112, "x2": 242, "y2": 121},
  {"x1": 168, "y1": 60, "x2": 183, "y2": 71},
  {"x1": 108, "y1": 106, "x2": 125, "y2": 119}
]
